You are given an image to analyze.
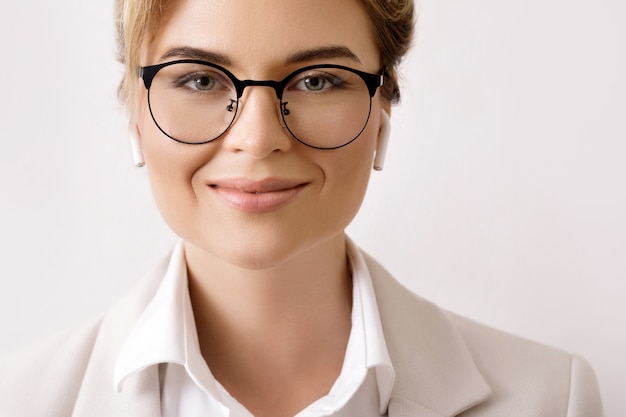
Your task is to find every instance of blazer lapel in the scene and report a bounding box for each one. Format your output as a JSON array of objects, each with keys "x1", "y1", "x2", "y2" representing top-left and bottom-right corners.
[
  {"x1": 363, "y1": 251, "x2": 492, "y2": 417},
  {"x1": 72, "y1": 256, "x2": 170, "y2": 417}
]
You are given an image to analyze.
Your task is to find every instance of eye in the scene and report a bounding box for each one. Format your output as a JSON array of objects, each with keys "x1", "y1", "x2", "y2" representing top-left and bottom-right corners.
[
  {"x1": 302, "y1": 76, "x2": 327, "y2": 91},
  {"x1": 190, "y1": 75, "x2": 216, "y2": 90},
  {"x1": 173, "y1": 70, "x2": 230, "y2": 92},
  {"x1": 292, "y1": 72, "x2": 343, "y2": 92},
  {"x1": 181, "y1": 73, "x2": 221, "y2": 91}
]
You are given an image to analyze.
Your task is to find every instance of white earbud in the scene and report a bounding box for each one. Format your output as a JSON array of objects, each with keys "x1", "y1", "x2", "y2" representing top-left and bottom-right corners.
[
  {"x1": 129, "y1": 131, "x2": 145, "y2": 168},
  {"x1": 373, "y1": 111, "x2": 390, "y2": 171}
]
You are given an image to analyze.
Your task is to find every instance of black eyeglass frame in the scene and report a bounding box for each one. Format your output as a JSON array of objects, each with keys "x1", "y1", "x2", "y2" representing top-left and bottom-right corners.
[{"x1": 139, "y1": 59, "x2": 384, "y2": 149}]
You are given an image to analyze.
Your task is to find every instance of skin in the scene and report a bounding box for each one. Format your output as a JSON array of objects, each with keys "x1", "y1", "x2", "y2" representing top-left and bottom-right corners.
[{"x1": 133, "y1": 0, "x2": 389, "y2": 415}]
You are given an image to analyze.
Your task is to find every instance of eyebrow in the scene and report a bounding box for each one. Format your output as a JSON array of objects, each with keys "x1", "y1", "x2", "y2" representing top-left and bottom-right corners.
[
  {"x1": 285, "y1": 46, "x2": 362, "y2": 65},
  {"x1": 159, "y1": 46, "x2": 233, "y2": 66},
  {"x1": 158, "y1": 45, "x2": 361, "y2": 68}
]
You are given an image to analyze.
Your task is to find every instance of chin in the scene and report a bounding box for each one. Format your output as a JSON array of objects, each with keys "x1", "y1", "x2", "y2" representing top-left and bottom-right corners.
[
  {"x1": 218, "y1": 239, "x2": 312, "y2": 271},
  {"x1": 196, "y1": 226, "x2": 345, "y2": 272},
  {"x1": 178, "y1": 209, "x2": 351, "y2": 272}
]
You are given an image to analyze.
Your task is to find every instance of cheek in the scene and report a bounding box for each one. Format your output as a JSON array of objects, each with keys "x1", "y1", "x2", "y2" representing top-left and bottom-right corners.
[
  {"x1": 343, "y1": 115, "x2": 379, "y2": 179},
  {"x1": 320, "y1": 124, "x2": 378, "y2": 218},
  {"x1": 139, "y1": 100, "x2": 214, "y2": 177},
  {"x1": 138, "y1": 109, "x2": 216, "y2": 233}
]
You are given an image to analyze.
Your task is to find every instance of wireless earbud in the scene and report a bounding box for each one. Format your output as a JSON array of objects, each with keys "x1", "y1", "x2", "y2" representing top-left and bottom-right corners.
[
  {"x1": 373, "y1": 111, "x2": 390, "y2": 171},
  {"x1": 129, "y1": 131, "x2": 145, "y2": 168}
]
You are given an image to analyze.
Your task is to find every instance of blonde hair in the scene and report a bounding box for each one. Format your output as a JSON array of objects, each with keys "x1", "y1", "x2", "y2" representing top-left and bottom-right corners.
[{"x1": 115, "y1": 0, "x2": 414, "y2": 117}]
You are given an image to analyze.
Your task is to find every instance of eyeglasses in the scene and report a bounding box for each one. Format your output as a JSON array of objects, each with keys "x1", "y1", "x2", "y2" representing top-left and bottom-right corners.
[{"x1": 139, "y1": 60, "x2": 383, "y2": 149}]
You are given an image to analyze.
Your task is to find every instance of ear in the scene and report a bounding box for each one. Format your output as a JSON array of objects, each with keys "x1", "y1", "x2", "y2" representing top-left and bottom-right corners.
[
  {"x1": 129, "y1": 126, "x2": 145, "y2": 168},
  {"x1": 373, "y1": 110, "x2": 390, "y2": 171}
]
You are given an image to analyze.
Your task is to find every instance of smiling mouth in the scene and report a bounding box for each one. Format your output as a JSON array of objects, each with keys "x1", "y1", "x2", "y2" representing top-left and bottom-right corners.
[
  {"x1": 207, "y1": 178, "x2": 308, "y2": 213},
  {"x1": 210, "y1": 186, "x2": 298, "y2": 195}
]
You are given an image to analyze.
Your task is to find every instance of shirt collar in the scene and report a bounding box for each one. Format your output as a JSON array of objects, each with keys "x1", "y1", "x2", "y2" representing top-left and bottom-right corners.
[
  {"x1": 346, "y1": 237, "x2": 395, "y2": 413},
  {"x1": 114, "y1": 241, "x2": 220, "y2": 396},
  {"x1": 114, "y1": 237, "x2": 395, "y2": 412}
]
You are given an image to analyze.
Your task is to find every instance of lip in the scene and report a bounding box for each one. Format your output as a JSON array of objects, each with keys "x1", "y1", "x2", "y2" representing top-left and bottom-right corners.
[{"x1": 207, "y1": 177, "x2": 309, "y2": 213}]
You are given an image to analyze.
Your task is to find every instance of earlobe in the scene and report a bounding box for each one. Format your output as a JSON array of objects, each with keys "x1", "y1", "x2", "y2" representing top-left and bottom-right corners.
[
  {"x1": 129, "y1": 129, "x2": 145, "y2": 168},
  {"x1": 373, "y1": 111, "x2": 390, "y2": 171}
]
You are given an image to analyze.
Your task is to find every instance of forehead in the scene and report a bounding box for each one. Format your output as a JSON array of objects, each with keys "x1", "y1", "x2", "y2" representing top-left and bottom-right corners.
[{"x1": 144, "y1": 0, "x2": 380, "y2": 75}]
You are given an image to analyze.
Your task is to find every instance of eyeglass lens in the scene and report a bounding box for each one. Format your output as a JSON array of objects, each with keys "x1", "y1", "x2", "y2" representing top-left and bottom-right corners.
[{"x1": 147, "y1": 63, "x2": 374, "y2": 149}]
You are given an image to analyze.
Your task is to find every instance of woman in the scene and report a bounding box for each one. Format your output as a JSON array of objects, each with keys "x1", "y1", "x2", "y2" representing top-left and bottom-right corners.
[{"x1": 0, "y1": 0, "x2": 603, "y2": 416}]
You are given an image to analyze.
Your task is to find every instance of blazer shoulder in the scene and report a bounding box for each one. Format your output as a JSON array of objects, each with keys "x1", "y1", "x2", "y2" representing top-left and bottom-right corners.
[
  {"x1": 0, "y1": 317, "x2": 102, "y2": 417},
  {"x1": 360, "y1": 249, "x2": 603, "y2": 416},
  {"x1": 444, "y1": 311, "x2": 603, "y2": 416}
]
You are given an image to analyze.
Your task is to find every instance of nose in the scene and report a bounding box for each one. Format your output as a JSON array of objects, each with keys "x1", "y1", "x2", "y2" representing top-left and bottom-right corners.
[{"x1": 221, "y1": 87, "x2": 292, "y2": 158}]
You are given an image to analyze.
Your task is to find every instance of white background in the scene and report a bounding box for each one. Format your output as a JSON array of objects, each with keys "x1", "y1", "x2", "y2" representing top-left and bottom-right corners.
[{"x1": 0, "y1": 0, "x2": 624, "y2": 415}]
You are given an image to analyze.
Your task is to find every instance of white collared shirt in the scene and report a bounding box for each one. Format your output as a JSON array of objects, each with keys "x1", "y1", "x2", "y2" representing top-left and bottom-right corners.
[{"x1": 114, "y1": 238, "x2": 395, "y2": 417}]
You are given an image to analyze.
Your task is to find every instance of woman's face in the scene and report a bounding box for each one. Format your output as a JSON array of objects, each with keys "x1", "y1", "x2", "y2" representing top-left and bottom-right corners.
[{"x1": 136, "y1": 0, "x2": 387, "y2": 269}]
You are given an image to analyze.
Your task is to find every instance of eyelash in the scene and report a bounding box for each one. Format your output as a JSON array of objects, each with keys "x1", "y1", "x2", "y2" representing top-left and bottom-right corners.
[
  {"x1": 289, "y1": 72, "x2": 347, "y2": 92},
  {"x1": 173, "y1": 72, "x2": 227, "y2": 91}
]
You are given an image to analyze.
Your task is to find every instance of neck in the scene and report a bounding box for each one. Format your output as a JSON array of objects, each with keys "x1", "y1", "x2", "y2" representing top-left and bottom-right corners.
[{"x1": 184, "y1": 233, "x2": 353, "y2": 417}]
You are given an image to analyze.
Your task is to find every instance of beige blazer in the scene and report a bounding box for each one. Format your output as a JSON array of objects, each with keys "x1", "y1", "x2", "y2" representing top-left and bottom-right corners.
[{"x1": 0, "y1": 250, "x2": 603, "y2": 417}]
